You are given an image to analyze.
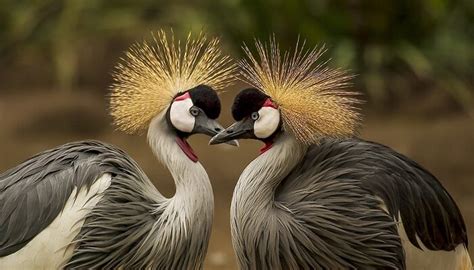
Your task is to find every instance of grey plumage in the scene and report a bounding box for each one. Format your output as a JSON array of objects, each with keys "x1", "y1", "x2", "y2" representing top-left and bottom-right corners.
[
  {"x1": 231, "y1": 134, "x2": 467, "y2": 269},
  {"x1": 0, "y1": 138, "x2": 212, "y2": 269},
  {"x1": 342, "y1": 139, "x2": 467, "y2": 251},
  {"x1": 1, "y1": 31, "x2": 231, "y2": 268},
  {"x1": 214, "y1": 44, "x2": 471, "y2": 269},
  {"x1": 0, "y1": 141, "x2": 108, "y2": 257},
  {"x1": 280, "y1": 138, "x2": 467, "y2": 251}
]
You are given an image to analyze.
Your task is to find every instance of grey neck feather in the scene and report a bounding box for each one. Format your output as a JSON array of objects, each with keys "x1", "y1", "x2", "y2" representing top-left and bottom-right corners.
[
  {"x1": 230, "y1": 133, "x2": 306, "y2": 268},
  {"x1": 145, "y1": 114, "x2": 214, "y2": 269},
  {"x1": 147, "y1": 113, "x2": 214, "y2": 220},
  {"x1": 232, "y1": 133, "x2": 306, "y2": 213}
]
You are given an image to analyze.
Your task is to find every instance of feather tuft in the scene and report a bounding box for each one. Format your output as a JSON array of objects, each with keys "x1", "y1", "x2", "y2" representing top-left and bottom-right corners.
[
  {"x1": 110, "y1": 30, "x2": 236, "y2": 134},
  {"x1": 239, "y1": 36, "x2": 361, "y2": 144}
]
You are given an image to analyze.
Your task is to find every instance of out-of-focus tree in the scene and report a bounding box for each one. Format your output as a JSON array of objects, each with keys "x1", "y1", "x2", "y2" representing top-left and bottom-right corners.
[
  {"x1": 0, "y1": 0, "x2": 472, "y2": 112},
  {"x1": 197, "y1": 0, "x2": 474, "y2": 111}
]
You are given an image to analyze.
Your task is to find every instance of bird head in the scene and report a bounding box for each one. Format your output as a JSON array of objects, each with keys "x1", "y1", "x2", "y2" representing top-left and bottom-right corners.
[
  {"x1": 109, "y1": 30, "x2": 237, "y2": 161},
  {"x1": 166, "y1": 85, "x2": 223, "y2": 138},
  {"x1": 209, "y1": 88, "x2": 282, "y2": 153},
  {"x1": 210, "y1": 37, "x2": 361, "y2": 153}
]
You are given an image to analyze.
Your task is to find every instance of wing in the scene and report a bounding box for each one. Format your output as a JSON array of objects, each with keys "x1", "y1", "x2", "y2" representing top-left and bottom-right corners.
[
  {"x1": 0, "y1": 140, "x2": 128, "y2": 256},
  {"x1": 278, "y1": 138, "x2": 467, "y2": 253},
  {"x1": 275, "y1": 141, "x2": 405, "y2": 269},
  {"x1": 354, "y1": 139, "x2": 467, "y2": 251}
]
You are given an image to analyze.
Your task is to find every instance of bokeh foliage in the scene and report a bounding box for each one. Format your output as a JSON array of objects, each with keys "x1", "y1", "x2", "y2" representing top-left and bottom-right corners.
[{"x1": 0, "y1": 0, "x2": 473, "y2": 111}]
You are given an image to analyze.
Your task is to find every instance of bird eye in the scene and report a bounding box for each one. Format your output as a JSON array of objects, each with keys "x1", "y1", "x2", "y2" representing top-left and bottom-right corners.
[
  {"x1": 251, "y1": 112, "x2": 259, "y2": 120},
  {"x1": 189, "y1": 107, "x2": 200, "y2": 116}
]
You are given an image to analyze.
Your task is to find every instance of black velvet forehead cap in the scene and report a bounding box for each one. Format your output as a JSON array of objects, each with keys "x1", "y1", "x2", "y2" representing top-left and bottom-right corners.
[
  {"x1": 187, "y1": 84, "x2": 221, "y2": 119},
  {"x1": 232, "y1": 88, "x2": 270, "y2": 121}
]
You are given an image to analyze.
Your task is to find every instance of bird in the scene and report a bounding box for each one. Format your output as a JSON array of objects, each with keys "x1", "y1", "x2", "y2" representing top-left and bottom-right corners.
[
  {"x1": 210, "y1": 37, "x2": 472, "y2": 269},
  {"x1": 0, "y1": 30, "x2": 236, "y2": 269}
]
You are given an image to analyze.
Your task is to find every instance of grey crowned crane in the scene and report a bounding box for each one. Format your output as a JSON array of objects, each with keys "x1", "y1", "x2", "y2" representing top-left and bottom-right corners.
[
  {"x1": 210, "y1": 38, "x2": 472, "y2": 269},
  {"x1": 0, "y1": 30, "x2": 236, "y2": 269}
]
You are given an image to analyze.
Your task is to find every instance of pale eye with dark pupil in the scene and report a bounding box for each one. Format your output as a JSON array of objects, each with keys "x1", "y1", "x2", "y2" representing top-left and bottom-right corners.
[
  {"x1": 190, "y1": 107, "x2": 200, "y2": 116},
  {"x1": 251, "y1": 112, "x2": 259, "y2": 120}
]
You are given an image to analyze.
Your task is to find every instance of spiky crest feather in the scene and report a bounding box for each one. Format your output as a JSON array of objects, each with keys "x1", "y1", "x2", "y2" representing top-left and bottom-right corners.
[
  {"x1": 110, "y1": 30, "x2": 236, "y2": 134},
  {"x1": 239, "y1": 37, "x2": 361, "y2": 144}
]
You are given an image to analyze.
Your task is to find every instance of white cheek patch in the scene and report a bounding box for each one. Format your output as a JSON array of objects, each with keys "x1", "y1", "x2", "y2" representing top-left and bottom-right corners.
[
  {"x1": 169, "y1": 98, "x2": 195, "y2": 133},
  {"x1": 254, "y1": 107, "x2": 280, "y2": 139}
]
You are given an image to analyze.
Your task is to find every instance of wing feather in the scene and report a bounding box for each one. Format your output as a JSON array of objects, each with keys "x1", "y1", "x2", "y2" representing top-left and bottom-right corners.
[
  {"x1": 278, "y1": 138, "x2": 467, "y2": 254},
  {"x1": 0, "y1": 141, "x2": 124, "y2": 256}
]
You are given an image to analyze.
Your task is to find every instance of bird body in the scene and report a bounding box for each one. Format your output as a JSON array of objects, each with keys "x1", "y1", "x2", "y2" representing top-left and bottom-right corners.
[
  {"x1": 1, "y1": 114, "x2": 213, "y2": 268},
  {"x1": 1, "y1": 30, "x2": 235, "y2": 268},
  {"x1": 230, "y1": 134, "x2": 470, "y2": 269},
  {"x1": 211, "y1": 37, "x2": 471, "y2": 269}
]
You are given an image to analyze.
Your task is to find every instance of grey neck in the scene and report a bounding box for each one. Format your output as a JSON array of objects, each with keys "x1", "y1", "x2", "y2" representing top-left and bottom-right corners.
[
  {"x1": 147, "y1": 113, "x2": 214, "y2": 223},
  {"x1": 233, "y1": 133, "x2": 306, "y2": 209}
]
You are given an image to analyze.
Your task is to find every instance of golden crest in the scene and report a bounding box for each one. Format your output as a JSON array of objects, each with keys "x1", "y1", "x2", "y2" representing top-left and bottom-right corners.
[
  {"x1": 110, "y1": 30, "x2": 236, "y2": 134},
  {"x1": 239, "y1": 37, "x2": 361, "y2": 144}
]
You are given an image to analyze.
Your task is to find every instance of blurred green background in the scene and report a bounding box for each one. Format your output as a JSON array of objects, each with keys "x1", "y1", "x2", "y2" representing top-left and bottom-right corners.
[
  {"x1": 0, "y1": 0, "x2": 473, "y2": 269},
  {"x1": 1, "y1": 0, "x2": 473, "y2": 111}
]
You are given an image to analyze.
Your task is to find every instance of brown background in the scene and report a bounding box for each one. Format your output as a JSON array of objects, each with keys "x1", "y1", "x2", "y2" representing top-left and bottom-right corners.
[
  {"x1": 0, "y1": 87, "x2": 472, "y2": 269},
  {"x1": 1, "y1": 0, "x2": 473, "y2": 268}
]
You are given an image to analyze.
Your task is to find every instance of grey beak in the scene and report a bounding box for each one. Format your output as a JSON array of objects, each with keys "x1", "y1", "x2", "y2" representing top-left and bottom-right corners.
[
  {"x1": 209, "y1": 118, "x2": 254, "y2": 145},
  {"x1": 209, "y1": 130, "x2": 232, "y2": 145},
  {"x1": 193, "y1": 115, "x2": 239, "y2": 146}
]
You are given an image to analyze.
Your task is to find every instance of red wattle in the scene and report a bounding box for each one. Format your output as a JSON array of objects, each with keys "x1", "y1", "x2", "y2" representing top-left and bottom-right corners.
[
  {"x1": 176, "y1": 137, "x2": 198, "y2": 162},
  {"x1": 259, "y1": 141, "x2": 273, "y2": 154}
]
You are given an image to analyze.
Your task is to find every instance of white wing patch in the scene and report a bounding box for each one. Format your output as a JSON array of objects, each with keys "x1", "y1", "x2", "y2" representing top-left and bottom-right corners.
[
  {"x1": 0, "y1": 174, "x2": 112, "y2": 269},
  {"x1": 398, "y1": 219, "x2": 472, "y2": 270},
  {"x1": 169, "y1": 98, "x2": 195, "y2": 133},
  {"x1": 254, "y1": 107, "x2": 280, "y2": 139},
  {"x1": 376, "y1": 197, "x2": 472, "y2": 270}
]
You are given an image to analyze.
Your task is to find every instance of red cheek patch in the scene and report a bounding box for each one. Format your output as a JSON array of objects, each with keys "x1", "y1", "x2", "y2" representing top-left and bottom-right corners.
[
  {"x1": 262, "y1": 98, "x2": 278, "y2": 109},
  {"x1": 175, "y1": 92, "x2": 190, "y2": 101}
]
